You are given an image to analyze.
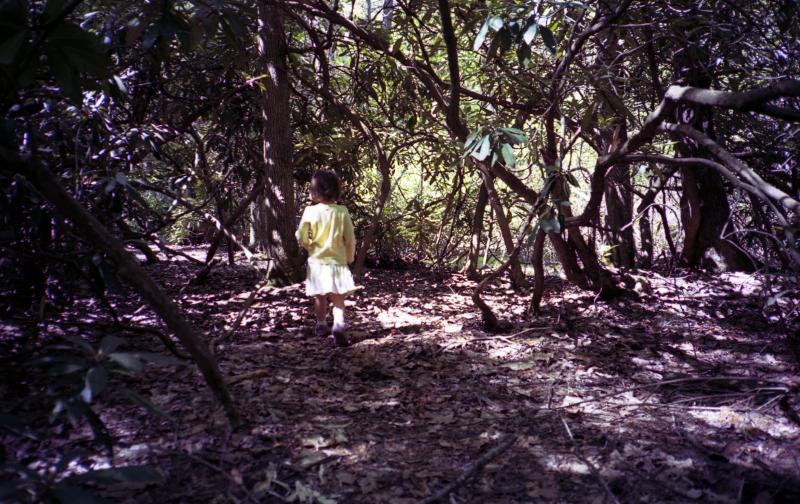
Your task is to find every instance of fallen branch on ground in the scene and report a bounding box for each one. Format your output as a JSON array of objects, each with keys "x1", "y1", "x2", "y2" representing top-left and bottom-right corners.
[
  {"x1": 561, "y1": 417, "x2": 620, "y2": 504},
  {"x1": 550, "y1": 375, "x2": 796, "y2": 411},
  {"x1": 216, "y1": 261, "x2": 275, "y2": 345},
  {"x1": 417, "y1": 433, "x2": 517, "y2": 504},
  {"x1": 227, "y1": 368, "x2": 272, "y2": 386}
]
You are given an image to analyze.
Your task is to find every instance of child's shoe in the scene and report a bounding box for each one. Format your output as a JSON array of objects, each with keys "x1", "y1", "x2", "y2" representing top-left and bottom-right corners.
[
  {"x1": 332, "y1": 323, "x2": 349, "y2": 347},
  {"x1": 314, "y1": 321, "x2": 331, "y2": 337}
]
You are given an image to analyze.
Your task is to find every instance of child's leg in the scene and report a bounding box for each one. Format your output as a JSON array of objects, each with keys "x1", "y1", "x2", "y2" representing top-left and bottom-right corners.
[
  {"x1": 330, "y1": 293, "x2": 349, "y2": 346},
  {"x1": 314, "y1": 295, "x2": 328, "y2": 323},
  {"x1": 330, "y1": 293, "x2": 346, "y2": 327}
]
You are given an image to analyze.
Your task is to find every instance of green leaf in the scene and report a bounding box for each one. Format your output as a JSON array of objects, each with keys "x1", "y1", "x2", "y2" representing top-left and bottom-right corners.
[
  {"x1": 46, "y1": 47, "x2": 81, "y2": 102},
  {"x1": 119, "y1": 387, "x2": 170, "y2": 419},
  {"x1": 42, "y1": 0, "x2": 70, "y2": 24},
  {"x1": 501, "y1": 143, "x2": 516, "y2": 168},
  {"x1": 565, "y1": 173, "x2": 579, "y2": 186},
  {"x1": 61, "y1": 335, "x2": 94, "y2": 354},
  {"x1": 765, "y1": 290, "x2": 790, "y2": 307},
  {"x1": 71, "y1": 465, "x2": 164, "y2": 486},
  {"x1": 108, "y1": 352, "x2": 143, "y2": 373},
  {"x1": 52, "y1": 484, "x2": 107, "y2": 504},
  {"x1": 0, "y1": 0, "x2": 27, "y2": 27},
  {"x1": 539, "y1": 213, "x2": 561, "y2": 234},
  {"x1": 522, "y1": 21, "x2": 538, "y2": 45},
  {"x1": 464, "y1": 128, "x2": 482, "y2": 152},
  {"x1": 100, "y1": 335, "x2": 124, "y2": 355},
  {"x1": 187, "y1": 14, "x2": 206, "y2": 50},
  {"x1": 539, "y1": 25, "x2": 557, "y2": 55},
  {"x1": 81, "y1": 366, "x2": 108, "y2": 403},
  {"x1": 488, "y1": 16, "x2": 504, "y2": 31},
  {"x1": 46, "y1": 22, "x2": 111, "y2": 77},
  {"x1": 0, "y1": 30, "x2": 28, "y2": 66},
  {"x1": 112, "y1": 75, "x2": 127, "y2": 95},
  {"x1": 47, "y1": 360, "x2": 88, "y2": 376},
  {"x1": 486, "y1": 31, "x2": 500, "y2": 60},
  {"x1": 80, "y1": 403, "x2": 113, "y2": 452},
  {"x1": 470, "y1": 135, "x2": 491, "y2": 161},
  {"x1": 473, "y1": 18, "x2": 490, "y2": 51},
  {"x1": 141, "y1": 25, "x2": 159, "y2": 50},
  {"x1": 133, "y1": 352, "x2": 181, "y2": 366},
  {"x1": 497, "y1": 27, "x2": 512, "y2": 53},
  {"x1": 516, "y1": 43, "x2": 531, "y2": 67},
  {"x1": 125, "y1": 17, "x2": 145, "y2": 47},
  {"x1": 498, "y1": 127, "x2": 527, "y2": 144}
]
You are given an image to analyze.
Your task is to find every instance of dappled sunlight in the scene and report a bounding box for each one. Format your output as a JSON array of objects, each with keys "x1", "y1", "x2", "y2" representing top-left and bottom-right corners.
[{"x1": 5, "y1": 249, "x2": 799, "y2": 502}]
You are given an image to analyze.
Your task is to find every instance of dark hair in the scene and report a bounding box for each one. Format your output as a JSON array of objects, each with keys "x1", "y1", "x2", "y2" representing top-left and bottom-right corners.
[{"x1": 310, "y1": 170, "x2": 341, "y2": 202}]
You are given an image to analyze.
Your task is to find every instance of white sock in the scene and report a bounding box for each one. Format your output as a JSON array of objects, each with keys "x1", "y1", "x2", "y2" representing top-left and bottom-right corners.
[{"x1": 332, "y1": 306, "x2": 345, "y2": 327}]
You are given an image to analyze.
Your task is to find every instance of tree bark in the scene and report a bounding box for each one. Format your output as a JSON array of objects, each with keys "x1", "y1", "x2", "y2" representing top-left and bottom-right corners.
[
  {"x1": 255, "y1": 2, "x2": 303, "y2": 282},
  {"x1": 638, "y1": 183, "x2": 654, "y2": 269},
  {"x1": 672, "y1": 48, "x2": 755, "y2": 271},
  {"x1": 529, "y1": 229, "x2": 546, "y2": 315},
  {"x1": 463, "y1": 183, "x2": 488, "y2": 279},
  {"x1": 481, "y1": 173, "x2": 528, "y2": 289},
  {"x1": 596, "y1": 1, "x2": 635, "y2": 268},
  {"x1": 190, "y1": 129, "x2": 235, "y2": 266}
]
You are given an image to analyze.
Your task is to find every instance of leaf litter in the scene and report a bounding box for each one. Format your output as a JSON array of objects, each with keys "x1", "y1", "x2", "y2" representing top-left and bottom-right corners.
[{"x1": 3, "y1": 246, "x2": 800, "y2": 503}]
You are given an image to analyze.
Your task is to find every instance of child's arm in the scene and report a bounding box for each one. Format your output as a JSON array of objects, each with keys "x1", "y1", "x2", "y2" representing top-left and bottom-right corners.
[
  {"x1": 343, "y1": 209, "x2": 356, "y2": 264},
  {"x1": 295, "y1": 208, "x2": 313, "y2": 251}
]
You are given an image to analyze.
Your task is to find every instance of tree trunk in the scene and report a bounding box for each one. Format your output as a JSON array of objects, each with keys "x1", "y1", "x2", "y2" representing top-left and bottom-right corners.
[
  {"x1": 596, "y1": 7, "x2": 635, "y2": 268},
  {"x1": 481, "y1": 172, "x2": 527, "y2": 289},
  {"x1": 543, "y1": 144, "x2": 621, "y2": 297},
  {"x1": 191, "y1": 129, "x2": 235, "y2": 266},
  {"x1": 483, "y1": 207, "x2": 494, "y2": 268},
  {"x1": 463, "y1": 183, "x2": 488, "y2": 279},
  {"x1": 255, "y1": 2, "x2": 303, "y2": 282},
  {"x1": 354, "y1": 147, "x2": 391, "y2": 277},
  {"x1": 673, "y1": 48, "x2": 755, "y2": 271},
  {"x1": 638, "y1": 198, "x2": 654, "y2": 269},
  {"x1": 529, "y1": 229, "x2": 546, "y2": 315},
  {"x1": 603, "y1": 149, "x2": 636, "y2": 268}
]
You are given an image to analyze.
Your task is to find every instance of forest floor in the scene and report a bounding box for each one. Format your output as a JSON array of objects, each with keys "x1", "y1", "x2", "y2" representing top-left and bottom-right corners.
[{"x1": 5, "y1": 246, "x2": 800, "y2": 503}]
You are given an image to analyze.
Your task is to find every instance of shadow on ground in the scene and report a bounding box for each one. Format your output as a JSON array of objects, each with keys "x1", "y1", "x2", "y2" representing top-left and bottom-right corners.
[{"x1": 4, "y1": 248, "x2": 799, "y2": 503}]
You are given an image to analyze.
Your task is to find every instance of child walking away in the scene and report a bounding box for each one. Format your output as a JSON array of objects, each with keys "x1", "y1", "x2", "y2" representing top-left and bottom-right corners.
[{"x1": 296, "y1": 171, "x2": 357, "y2": 347}]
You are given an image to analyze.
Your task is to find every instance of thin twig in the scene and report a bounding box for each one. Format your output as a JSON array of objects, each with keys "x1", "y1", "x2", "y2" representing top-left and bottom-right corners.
[
  {"x1": 548, "y1": 375, "x2": 793, "y2": 411},
  {"x1": 506, "y1": 326, "x2": 554, "y2": 339},
  {"x1": 560, "y1": 417, "x2": 621, "y2": 504},
  {"x1": 228, "y1": 368, "x2": 272, "y2": 386},
  {"x1": 216, "y1": 261, "x2": 275, "y2": 345},
  {"x1": 417, "y1": 433, "x2": 517, "y2": 504},
  {"x1": 183, "y1": 452, "x2": 263, "y2": 504}
]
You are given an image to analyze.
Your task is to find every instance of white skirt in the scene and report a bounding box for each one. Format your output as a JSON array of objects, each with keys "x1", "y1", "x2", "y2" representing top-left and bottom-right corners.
[{"x1": 305, "y1": 263, "x2": 357, "y2": 296}]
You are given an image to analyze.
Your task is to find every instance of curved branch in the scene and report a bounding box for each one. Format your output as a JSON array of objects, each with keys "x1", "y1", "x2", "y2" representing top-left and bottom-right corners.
[
  {"x1": 659, "y1": 123, "x2": 800, "y2": 214},
  {"x1": 663, "y1": 80, "x2": 800, "y2": 118}
]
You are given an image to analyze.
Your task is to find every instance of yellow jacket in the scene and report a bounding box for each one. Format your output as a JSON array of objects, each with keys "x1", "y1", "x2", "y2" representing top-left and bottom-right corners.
[{"x1": 296, "y1": 203, "x2": 356, "y2": 265}]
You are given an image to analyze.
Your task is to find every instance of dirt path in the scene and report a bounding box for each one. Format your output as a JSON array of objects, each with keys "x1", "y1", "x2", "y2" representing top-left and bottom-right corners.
[{"x1": 6, "y1": 249, "x2": 800, "y2": 503}]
